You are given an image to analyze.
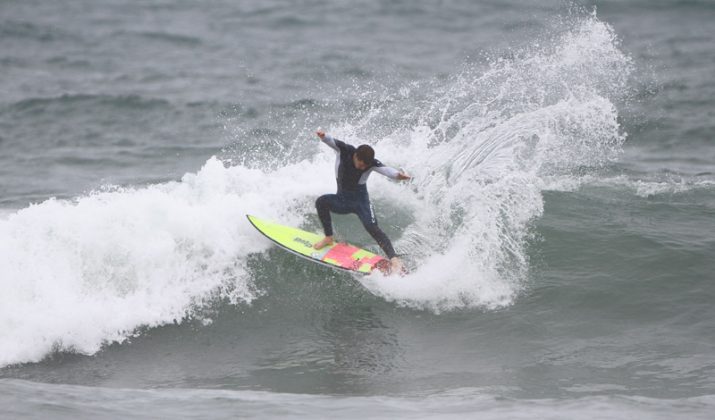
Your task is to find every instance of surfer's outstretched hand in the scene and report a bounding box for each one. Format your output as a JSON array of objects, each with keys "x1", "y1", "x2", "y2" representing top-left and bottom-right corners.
[
  {"x1": 396, "y1": 171, "x2": 411, "y2": 181},
  {"x1": 316, "y1": 129, "x2": 326, "y2": 139}
]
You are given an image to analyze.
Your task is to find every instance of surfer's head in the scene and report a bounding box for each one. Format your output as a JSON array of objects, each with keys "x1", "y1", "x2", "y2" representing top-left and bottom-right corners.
[{"x1": 353, "y1": 145, "x2": 375, "y2": 170}]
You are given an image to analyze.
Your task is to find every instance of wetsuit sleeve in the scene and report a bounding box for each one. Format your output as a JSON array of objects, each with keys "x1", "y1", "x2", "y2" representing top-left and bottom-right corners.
[
  {"x1": 320, "y1": 134, "x2": 341, "y2": 153},
  {"x1": 373, "y1": 164, "x2": 401, "y2": 180}
]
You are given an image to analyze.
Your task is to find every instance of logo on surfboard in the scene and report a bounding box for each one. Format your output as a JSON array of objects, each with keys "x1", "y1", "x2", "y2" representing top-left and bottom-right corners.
[{"x1": 293, "y1": 237, "x2": 313, "y2": 248}]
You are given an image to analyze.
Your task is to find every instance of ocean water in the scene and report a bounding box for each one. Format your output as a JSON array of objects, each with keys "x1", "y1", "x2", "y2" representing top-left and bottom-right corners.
[{"x1": 1, "y1": 0, "x2": 714, "y2": 418}]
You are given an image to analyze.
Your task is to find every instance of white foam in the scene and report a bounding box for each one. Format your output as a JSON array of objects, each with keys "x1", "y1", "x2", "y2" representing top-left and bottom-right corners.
[
  {"x1": 542, "y1": 174, "x2": 715, "y2": 196},
  {"x1": 0, "y1": 157, "x2": 332, "y2": 367}
]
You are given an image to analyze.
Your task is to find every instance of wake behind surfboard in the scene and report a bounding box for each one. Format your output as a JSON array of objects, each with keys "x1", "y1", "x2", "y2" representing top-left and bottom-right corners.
[{"x1": 246, "y1": 215, "x2": 389, "y2": 274}]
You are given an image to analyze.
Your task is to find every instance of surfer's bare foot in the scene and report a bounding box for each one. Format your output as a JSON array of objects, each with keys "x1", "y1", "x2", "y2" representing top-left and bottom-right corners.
[
  {"x1": 390, "y1": 257, "x2": 404, "y2": 274},
  {"x1": 374, "y1": 259, "x2": 391, "y2": 274},
  {"x1": 313, "y1": 236, "x2": 334, "y2": 250}
]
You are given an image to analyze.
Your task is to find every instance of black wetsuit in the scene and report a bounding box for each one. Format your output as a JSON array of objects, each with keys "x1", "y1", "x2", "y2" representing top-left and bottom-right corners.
[{"x1": 316, "y1": 135, "x2": 399, "y2": 259}]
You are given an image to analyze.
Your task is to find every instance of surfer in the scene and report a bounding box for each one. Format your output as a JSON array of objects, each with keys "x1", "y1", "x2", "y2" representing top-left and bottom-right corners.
[{"x1": 313, "y1": 129, "x2": 411, "y2": 273}]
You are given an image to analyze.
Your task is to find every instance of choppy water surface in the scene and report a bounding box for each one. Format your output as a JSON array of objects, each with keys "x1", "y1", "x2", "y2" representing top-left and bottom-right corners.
[{"x1": 1, "y1": 0, "x2": 714, "y2": 418}]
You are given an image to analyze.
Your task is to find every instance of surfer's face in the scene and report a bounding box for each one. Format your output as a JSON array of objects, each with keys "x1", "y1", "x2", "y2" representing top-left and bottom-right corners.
[{"x1": 353, "y1": 154, "x2": 368, "y2": 170}]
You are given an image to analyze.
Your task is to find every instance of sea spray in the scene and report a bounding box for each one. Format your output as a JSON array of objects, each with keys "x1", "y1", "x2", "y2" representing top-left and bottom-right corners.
[{"x1": 355, "y1": 13, "x2": 633, "y2": 310}]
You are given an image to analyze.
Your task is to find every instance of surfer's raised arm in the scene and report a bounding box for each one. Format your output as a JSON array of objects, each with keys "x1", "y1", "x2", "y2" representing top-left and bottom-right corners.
[{"x1": 316, "y1": 129, "x2": 340, "y2": 152}]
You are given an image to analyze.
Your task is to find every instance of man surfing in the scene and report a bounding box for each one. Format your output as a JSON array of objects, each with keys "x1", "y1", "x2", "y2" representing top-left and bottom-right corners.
[{"x1": 313, "y1": 129, "x2": 411, "y2": 273}]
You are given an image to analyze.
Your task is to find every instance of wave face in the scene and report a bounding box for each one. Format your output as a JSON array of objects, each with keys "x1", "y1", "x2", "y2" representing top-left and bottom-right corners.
[{"x1": 0, "y1": 13, "x2": 634, "y2": 367}]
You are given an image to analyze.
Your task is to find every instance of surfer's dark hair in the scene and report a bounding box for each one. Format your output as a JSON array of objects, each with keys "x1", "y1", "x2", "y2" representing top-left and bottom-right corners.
[{"x1": 356, "y1": 145, "x2": 375, "y2": 165}]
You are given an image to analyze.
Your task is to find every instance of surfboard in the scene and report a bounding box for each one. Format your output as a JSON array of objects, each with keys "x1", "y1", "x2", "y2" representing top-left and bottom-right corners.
[{"x1": 246, "y1": 215, "x2": 389, "y2": 274}]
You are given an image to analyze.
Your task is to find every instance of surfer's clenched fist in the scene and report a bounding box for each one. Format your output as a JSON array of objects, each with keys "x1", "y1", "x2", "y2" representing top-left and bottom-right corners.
[{"x1": 316, "y1": 129, "x2": 326, "y2": 139}]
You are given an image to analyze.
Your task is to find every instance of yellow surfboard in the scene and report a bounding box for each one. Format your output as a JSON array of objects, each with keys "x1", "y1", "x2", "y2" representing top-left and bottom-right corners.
[{"x1": 247, "y1": 215, "x2": 388, "y2": 274}]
